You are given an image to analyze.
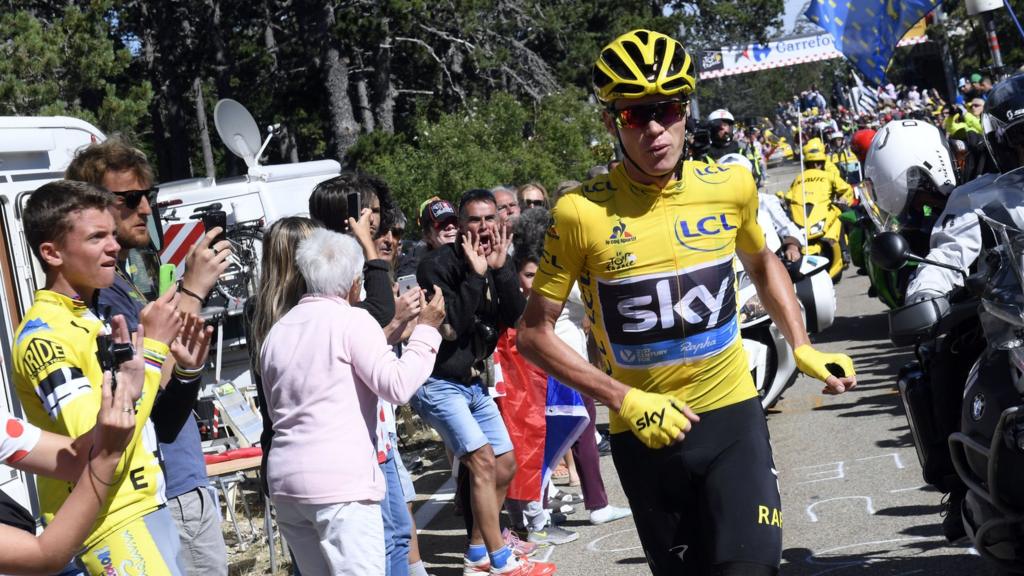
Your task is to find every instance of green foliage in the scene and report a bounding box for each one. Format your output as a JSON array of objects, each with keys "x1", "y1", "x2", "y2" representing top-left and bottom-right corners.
[
  {"x1": 0, "y1": 1, "x2": 151, "y2": 139},
  {"x1": 351, "y1": 88, "x2": 610, "y2": 217}
]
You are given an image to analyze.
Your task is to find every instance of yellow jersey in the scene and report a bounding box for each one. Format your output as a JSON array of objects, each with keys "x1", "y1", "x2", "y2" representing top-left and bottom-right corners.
[
  {"x1": 12, "y1": 290, "x2": 168, "y2": 549},
  {"x1": 534, "y1": 162, "x2": 765, "y2": 434}
]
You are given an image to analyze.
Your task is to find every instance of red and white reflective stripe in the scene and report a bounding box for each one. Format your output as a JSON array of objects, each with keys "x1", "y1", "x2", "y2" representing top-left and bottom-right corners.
[{"x1": 159, "y1": 222, "x2": 206, "y2": 277}]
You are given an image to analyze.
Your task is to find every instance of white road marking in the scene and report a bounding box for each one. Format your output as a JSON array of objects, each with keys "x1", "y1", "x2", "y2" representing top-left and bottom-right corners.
[{"x1": 805, "y1": 496, "x2": 875, "y2": 523}]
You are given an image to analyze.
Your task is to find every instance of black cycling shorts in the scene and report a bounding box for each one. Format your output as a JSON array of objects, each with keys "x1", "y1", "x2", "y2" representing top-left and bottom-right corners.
[{"x1": 610, "y1": 396, "x2": 782, "y2": 575}]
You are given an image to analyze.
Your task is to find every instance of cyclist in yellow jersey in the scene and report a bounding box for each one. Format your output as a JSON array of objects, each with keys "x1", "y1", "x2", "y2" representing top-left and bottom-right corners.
[
  {"x1": 517, "y1": 30, "x2": 857, "y2": 576},
  {"x1": 13, "y1": 180, "x2": 187, "y2": 575}
]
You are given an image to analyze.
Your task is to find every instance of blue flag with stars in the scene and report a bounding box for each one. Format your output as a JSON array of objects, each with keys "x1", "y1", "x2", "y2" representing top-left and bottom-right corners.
[{"x1": 805, "y1": 0, "x2": 939, "y2": 86}]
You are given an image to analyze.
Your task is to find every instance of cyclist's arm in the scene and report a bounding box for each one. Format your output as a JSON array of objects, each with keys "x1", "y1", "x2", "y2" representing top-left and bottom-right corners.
[
  {"x1": 517, "y1": 293, "x2": 630, "y2": 411},
  {"x1": 737, "y1": 246, "x2": 809, "y2": 351},
  {"x1": 1, "y1": 436, "x2": 123, "y2": 575}
]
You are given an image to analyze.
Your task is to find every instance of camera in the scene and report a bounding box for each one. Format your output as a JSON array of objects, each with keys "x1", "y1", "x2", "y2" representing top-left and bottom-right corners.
[{"x1": 95, "y1": 333, "x2": 135, "y2": 390}]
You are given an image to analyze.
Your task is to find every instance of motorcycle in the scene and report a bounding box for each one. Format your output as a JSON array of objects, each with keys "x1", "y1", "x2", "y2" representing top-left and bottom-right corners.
[
  {"x1": 881, "y1": 176, "x2": 1024, "y2": 572},
  {"x1": 779, "y1": 191, "x2": 846, "y2": 282},
  {"x1": 951, "y1": 206, "x2": 1024, "y2": 572},
  {"x1": 739, "y1": 206, "x2": 836, "y2": 409},
  {"x1": 843, "y1": 181, "x2": 942, "y2": 309}
]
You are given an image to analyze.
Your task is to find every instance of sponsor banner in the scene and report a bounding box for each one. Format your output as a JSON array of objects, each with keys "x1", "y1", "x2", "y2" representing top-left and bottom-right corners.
[{"x1": 699, "y1": 27, "x2": 927, "y2": 80}]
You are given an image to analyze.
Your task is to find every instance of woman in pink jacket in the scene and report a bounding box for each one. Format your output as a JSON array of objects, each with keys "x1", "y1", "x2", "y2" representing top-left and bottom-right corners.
[{"x1": 259, "y1": 228, "x2": 446, "y2": 576}]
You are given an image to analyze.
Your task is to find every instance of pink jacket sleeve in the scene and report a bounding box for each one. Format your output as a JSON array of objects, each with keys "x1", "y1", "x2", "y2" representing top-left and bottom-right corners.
[{"x1": 348, "y1": 312, "x2": 442, "y2": 405}]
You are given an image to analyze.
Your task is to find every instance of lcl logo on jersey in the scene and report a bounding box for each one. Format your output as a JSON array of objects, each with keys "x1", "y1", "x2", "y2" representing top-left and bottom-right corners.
[
  {"x1": 693, "y1": 164, "x2": 733, "y2": 184},
  {"x1": 674, "y1": 213, "x2": 737, "y2": 252},
  {"x1": 598, "y1": 255, "x2": 737, "y2": 367}
]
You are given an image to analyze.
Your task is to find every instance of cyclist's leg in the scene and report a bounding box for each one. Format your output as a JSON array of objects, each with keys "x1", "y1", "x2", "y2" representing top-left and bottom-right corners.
[
  {"x1": 78, "y1": 507, "x2": 184, "y2": 576},
  {"x1": 702, "y1": 398, "x2": 783, "y2": 571},
  {"x1": 609, "y1": 432, "x2": 706, "y2": 575}
]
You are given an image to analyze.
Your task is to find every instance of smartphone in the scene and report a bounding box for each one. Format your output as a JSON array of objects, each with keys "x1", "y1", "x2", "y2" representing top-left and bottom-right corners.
[
  {"x1": 397, "y1": 274, "x2": 418, "y2": 296},
  {"x1": 159, "y1": 263, "x2": 177, "y2": 296},
  {"x1": 346, "y1": 191, "x2": 361, "y2": 228},
  {"x1": 202, "y1": 211, "x2": 228, "y2": 246}
]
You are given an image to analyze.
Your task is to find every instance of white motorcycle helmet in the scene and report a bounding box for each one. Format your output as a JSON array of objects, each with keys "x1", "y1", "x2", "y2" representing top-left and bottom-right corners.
[
  {"x1": 717, "y1": 152, "x2": 752, "y2": 173},
  {"x1": 863, "y1": 120, "x2": 957, "y2": 223},
  {"x1": 708, "y1": 109, "x2": 735, "y2": 123}
]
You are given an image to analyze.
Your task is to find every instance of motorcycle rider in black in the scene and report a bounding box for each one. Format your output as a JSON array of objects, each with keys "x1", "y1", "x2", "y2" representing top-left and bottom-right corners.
[{"x1": 905, "y1": 74, "x2": 1024, "y2": 541}]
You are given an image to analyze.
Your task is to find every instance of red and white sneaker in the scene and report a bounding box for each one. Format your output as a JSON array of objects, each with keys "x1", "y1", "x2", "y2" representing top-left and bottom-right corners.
[
  {"x1": 502, "y1": 527, "x2": 539, "y2": 558},
  {"x1": 489, "y1": 556, "x2": 557, "y2": 575},
  {"x1": 463, "y1": 555, "x2": 491, "y2": 576}
]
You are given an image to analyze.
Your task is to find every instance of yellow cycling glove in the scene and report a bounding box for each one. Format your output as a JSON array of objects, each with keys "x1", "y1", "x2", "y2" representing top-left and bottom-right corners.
[
  {"x1": 618, "y1": 388, "x2": 692, "y2": 449},
  {"x1": 793, "y1": 344, "x2": 855, "y2": 382}
]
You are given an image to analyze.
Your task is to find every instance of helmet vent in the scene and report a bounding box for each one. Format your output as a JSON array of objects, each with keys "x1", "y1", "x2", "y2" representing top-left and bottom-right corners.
[
  {"x1": 603, "y1": 48, "x2": 635, "y2": 81},
  {"x1": 622, "y1": 42, "x2": 647, "y2": 80}
]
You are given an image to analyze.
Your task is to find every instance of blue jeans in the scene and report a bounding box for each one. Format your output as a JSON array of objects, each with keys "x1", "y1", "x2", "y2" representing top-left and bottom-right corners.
[
  {"x1": 381, "y1": 449, "x2": 411, "y2": 576},
  {"x1": 409, "y1": 378, "x2": 513, "y2": 458}
]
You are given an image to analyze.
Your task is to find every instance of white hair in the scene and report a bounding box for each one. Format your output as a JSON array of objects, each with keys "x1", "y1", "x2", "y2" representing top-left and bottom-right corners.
[{"x1": 296, "y1": 228, "x2": 364, "y2": 297}]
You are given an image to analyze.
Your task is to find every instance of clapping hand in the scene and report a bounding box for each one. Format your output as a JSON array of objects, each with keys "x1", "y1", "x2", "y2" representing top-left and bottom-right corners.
[
  {"x1": 170, "y1": 313, "x2": 214, "y2": 371},
  {"x1": 462, "y1": 230, "x2": 488, "y2": 276},
  {"x1": 486, "y1": 222, "x2": 512, "y2": 270}
]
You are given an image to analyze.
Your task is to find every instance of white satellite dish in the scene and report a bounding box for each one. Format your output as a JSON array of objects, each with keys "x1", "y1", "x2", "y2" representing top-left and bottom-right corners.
[{"x1": 214, "y1": 99, "x2": 262, "y2": 168}]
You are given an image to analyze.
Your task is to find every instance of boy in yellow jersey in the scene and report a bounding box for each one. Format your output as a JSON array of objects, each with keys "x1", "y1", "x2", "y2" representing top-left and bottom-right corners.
[
  {"x1": 517, "y1": 30, "x2": 857, "y2": 576},
  {"x1": 13, "y1": 180, "x2": 187, "y2": 575}
]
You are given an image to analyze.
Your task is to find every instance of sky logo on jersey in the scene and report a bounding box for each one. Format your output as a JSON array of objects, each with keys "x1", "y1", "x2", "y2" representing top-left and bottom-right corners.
[
  {"x1": 607, "y1": 219, "x2": 636, "y2": 245},
  {"x1": 16, "y1": 319, "x2": 51, "y2": 345},
  {"x1": 674, "y1": 213, "x2": 737, "y2": 252},
  {"x1": 598, "y1": 255, "x2": 737, "y2": 367}
]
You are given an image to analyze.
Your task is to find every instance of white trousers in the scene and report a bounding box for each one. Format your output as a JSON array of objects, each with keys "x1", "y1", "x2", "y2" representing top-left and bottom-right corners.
[{"x1": 273, "y1": 498, "x2": 385, "y2": 576}]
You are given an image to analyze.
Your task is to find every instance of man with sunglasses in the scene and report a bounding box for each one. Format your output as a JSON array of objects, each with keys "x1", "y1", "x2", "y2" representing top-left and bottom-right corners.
[
  {"x1": 517, "y1": 29, "x2": 857, "y2": 576},
  {"x1": 66, "y1": 138, "x2": 230, "y2": 575}
]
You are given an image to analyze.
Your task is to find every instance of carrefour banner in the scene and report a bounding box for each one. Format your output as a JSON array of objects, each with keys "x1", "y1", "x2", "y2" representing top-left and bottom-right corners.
[{"x1": 699, "y1": 28, "x2": 927, "y2": 80}]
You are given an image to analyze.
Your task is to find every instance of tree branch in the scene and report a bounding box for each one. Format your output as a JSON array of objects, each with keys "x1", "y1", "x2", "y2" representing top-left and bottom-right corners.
[{"x1": 394, "y1": 36, "x2": 466, "y2": 107}]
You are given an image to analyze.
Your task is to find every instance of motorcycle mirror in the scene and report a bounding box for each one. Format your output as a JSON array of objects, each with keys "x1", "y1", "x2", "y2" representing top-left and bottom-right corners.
[{"x1": 872, "y1": 231, "x2": 911, "y2": 271}]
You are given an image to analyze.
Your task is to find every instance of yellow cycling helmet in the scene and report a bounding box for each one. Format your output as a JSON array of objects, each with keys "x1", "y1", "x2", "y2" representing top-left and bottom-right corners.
[
  {"x1": 803, "y1": 138, "x2": 827, "y2": 162},
  {"x1": 592, "y1": 29, "x2": 695, "y2": 105}
]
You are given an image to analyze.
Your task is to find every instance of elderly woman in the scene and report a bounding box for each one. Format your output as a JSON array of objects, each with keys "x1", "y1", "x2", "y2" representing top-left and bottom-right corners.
[{"x1": 259, "y1": 228, "x2": 446, "y2": 575}]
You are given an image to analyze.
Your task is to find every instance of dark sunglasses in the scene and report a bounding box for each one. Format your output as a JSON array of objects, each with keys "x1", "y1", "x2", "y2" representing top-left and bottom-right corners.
[
  {"x1": 521, "y1": 199, "x2": 547, "y2": 208},
  {"x1": 387, "y1": 226, "x2": 405, "y2": 240},
  {"x1": 112, "y1": 188, "x2": 157, "y2": 210},
  {"x1": 615, "y1": 100, "x2": 686, "y2": 129}
]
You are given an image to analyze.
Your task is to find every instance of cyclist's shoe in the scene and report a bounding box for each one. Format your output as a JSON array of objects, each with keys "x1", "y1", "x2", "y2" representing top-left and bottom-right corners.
[
  {"x1": 464, "y1": 555, "x2": 491, "y2": 575},
  {"x1": 528, "y1": 525, "x2": 579, "y2": 546},
  {"x1": 489, "y1": 556, "x2": 557, "y2": 575},
  {"x1": 502, "y1": 528, "x2": 538, "y2": 558}
]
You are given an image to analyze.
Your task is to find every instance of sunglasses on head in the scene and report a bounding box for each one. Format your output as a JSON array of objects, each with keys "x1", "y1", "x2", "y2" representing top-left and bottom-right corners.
[
  {"x1": 614, "y1": 100, "x2": 686, "y2": 130},
  {"x1": 521, "y1": 199, "x2": 547, "y2": 208},
  {"x1": 112, "y1": 188, "x2": 156, "y2": 210}
]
